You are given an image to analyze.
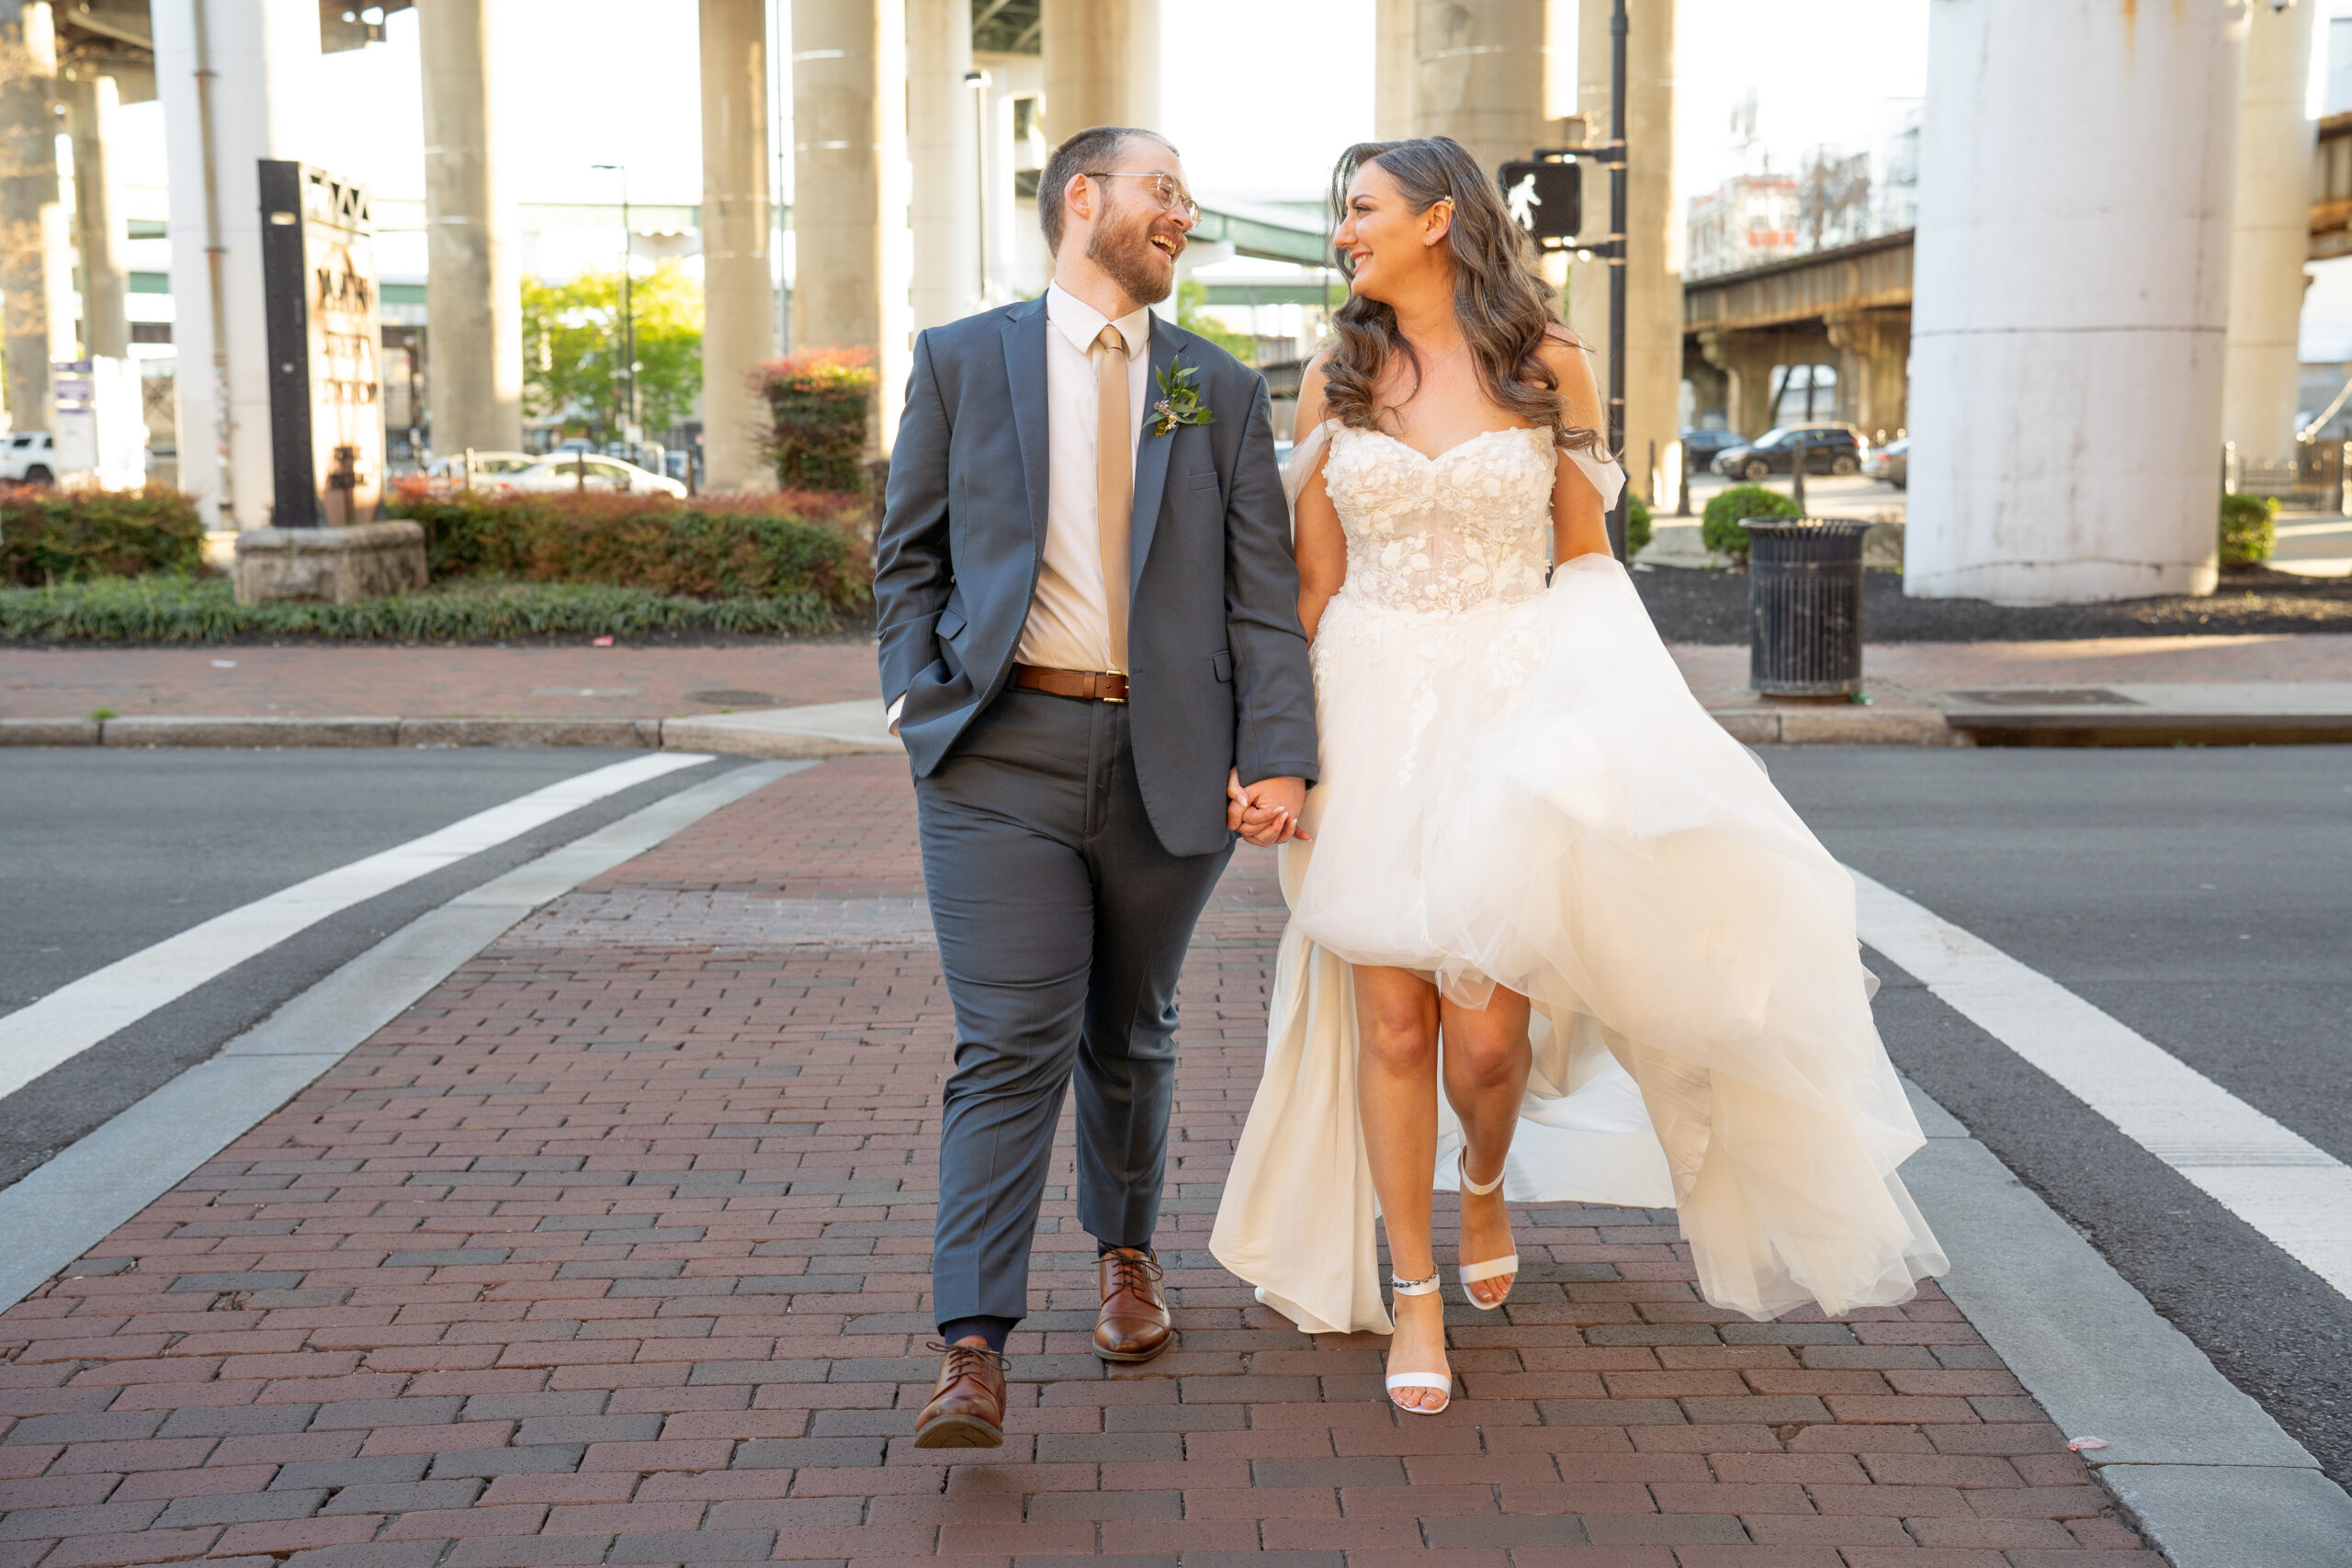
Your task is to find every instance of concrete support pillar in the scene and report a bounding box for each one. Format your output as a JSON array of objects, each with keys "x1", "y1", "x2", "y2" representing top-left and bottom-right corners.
[
  {"x1": 1681, "y1": 340, "x2": 1726, "y2": 427},
  {"x1": 1374, "y1": 0, "x2": 1413, "y2": 141},
  {"x1": 0, "y1": 2, "x2": 63, "y2": 432},
  {"x1": 1569, "y1": 0, "x2": 1679, "y2": 505},
  {"x1": 1042, "y1": 0, "x2": 1158, "y2": 137},
  {"x1": 418, "y1": 0, "x2": 524, "y2": 456},
  {"x1": 63, "y1": 70, "x2": 126, "y2": 360},
  {"x1": 1825, "y1": 307, "x2": 1908, "y2": 444},
  {"x1": 1698, "y1": 327, "x2": 1780, "y2": 442},
  {"x1": 907, "y1": 0, "x2": 978, "y2": 332},
  {"x1": 792, "y1": 0, "x2": 908, "y2": 455},
  {"x1": 154, "y1": 0, "x2": 316, "y2": 526},
  {"x1": 700, "y1": 0, "x2": 776, "y2": 489},
  {"x1": 1409, "y1": 0, "x2": 1544, "y2": 176},
  {"x1": 2222, "y1": 0, "x2": 2318, "y2": 465},
  {"x1": 1908, "y1": 0, "x2": 2243, "y2": 603}
]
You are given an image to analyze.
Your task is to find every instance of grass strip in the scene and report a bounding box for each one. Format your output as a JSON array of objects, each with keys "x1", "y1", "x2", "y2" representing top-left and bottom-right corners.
[{"x1": 0, "y1": 575, "x2": 841, "y2": 643}]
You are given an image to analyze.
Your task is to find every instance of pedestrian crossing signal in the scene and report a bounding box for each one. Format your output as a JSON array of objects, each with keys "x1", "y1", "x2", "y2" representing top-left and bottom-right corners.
[{"x1": 1497, "y1": 161, "x2": 1582, "y2": 247}]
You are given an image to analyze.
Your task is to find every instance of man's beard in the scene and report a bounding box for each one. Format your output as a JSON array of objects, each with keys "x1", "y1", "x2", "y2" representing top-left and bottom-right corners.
[{"x1": 1088, "y1": 215, "x2": 1175, "y2": 306}]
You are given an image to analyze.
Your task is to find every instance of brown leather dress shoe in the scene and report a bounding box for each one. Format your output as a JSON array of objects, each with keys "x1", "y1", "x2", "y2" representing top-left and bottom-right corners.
[
  {"x1": 911, "y1": 1338, "x2": 1008, "y2": 1448},
  {"x1": 1094, "y1": 1248, "x2": 1173, "y2": 1363}
]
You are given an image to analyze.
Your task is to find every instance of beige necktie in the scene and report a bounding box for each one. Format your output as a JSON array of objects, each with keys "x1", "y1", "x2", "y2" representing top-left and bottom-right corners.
[{"x1": 1092, "y1": 323, "x2": 1132, "y2": 674}]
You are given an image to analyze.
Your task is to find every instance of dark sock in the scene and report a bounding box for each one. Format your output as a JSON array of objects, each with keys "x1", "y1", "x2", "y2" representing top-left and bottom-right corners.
[
  {"x1": 936, "y1": 1314, "x2": 1014, "y2": 1355},
  {"x1": 1098, "y1": 1238, "x2": 1152, "y2": 1257}
]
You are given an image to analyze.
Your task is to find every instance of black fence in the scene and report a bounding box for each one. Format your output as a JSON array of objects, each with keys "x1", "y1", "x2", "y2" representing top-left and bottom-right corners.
[{"x1": 2229, "y1": 440, "x2": 2348, "y2": 510}]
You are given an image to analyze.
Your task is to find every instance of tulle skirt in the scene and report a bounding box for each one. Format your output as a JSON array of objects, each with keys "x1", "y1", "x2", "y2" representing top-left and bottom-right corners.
[{"x1": 1208, "y1": 554, "x2": 1947, "y2": 1333}]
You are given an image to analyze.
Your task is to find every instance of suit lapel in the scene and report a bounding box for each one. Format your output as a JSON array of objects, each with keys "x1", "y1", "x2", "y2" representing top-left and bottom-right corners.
[
  {"x1": 1001, "y1": 298, "x2": 1052, "y2": 561},
  {"x1": 1127, "y1": 318, "x2": 1181, "y2": 595}
]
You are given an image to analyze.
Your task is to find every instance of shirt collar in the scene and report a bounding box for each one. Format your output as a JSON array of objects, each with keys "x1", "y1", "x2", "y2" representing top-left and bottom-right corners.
[{"x1": 1046, "y1": 282, "x2": 1151, "y2": 361}]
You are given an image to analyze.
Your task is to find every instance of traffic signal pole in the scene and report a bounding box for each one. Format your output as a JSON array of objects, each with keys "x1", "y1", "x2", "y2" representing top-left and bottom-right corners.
[
  {"x1": 1515, "y1": 1, "x2": 1633, "y2": 562},
  {"x1": 1606, "y1": 0, "x2": 1629, "y2": 562}
]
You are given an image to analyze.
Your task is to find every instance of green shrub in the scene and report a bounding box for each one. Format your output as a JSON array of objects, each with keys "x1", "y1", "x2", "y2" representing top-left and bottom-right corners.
[
  {"x1": 1625, "y1": 491, "x2": 1652, "y2": 558},
  {"x1": 385, "y1": 484, "x2": 868, "y2": 612},
  {"x1": 757, "y1": 347, "x2": 876, "y2": 493},
  {"x1": 0, "y1": 575, "x2": 842, "y2": 643},
  {"x1": 0, "y1": 488, "x2": 204, "y2": 585},
  {"x1": 1701, "y1": 482, "x2": 1802, "y2": 564},
  {"x1": 2220, "y1": 491, "x2": 2278, "y2": 567}
]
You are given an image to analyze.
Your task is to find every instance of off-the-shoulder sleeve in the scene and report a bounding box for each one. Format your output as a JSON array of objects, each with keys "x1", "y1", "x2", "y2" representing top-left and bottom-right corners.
[
  {"x1": 1563, "y1": 446, "x2": 1626, "y2": 513},
  {"x1": 1282, "y1": 418, "x2": 1340, "y2": 518}
]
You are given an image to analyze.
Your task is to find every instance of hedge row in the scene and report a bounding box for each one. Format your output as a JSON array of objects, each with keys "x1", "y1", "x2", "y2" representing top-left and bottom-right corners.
[
  {"x1": 387, "y1": 486, "x2": 870, "y2": 611},
  {"x1": 0, "y1": 575, "x2": 841, "y2": 643},
  {"x1": 0, "y1": 488, "x2": 204, "y2": 586}
]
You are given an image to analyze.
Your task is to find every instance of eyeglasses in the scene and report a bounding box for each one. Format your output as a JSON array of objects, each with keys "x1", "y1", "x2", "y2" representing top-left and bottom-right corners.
[{"x1": 1082, "y1": 171, "x2": 1199, "y2": 223}]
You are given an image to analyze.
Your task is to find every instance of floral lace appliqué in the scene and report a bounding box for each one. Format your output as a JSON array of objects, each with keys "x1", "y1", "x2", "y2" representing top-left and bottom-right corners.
[{"x1": 1319, "y1": 423, "x2": 1557, "y2": 616}]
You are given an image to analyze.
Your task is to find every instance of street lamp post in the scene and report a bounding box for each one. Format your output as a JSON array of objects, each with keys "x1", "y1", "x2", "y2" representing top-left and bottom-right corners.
[{"x1": 592, "y1": 163, "x2": 637, "y2": 457}]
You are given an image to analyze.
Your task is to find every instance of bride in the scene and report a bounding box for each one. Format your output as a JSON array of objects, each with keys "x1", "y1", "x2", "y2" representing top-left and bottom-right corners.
[{"x1": 1209, "y1": 136, "x2": 1946, "y2": 1416}]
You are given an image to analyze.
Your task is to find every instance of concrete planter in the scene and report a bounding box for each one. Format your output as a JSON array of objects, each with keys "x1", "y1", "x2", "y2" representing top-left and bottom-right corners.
[{"x1": 232, "y1": 521, "x2": 427, "y2": 605}]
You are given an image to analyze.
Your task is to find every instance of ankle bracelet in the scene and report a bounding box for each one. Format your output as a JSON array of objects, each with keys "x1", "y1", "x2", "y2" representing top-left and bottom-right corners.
[{"x1": 1389, "y1": 1269, "x2": 1441, "y2": 1297}]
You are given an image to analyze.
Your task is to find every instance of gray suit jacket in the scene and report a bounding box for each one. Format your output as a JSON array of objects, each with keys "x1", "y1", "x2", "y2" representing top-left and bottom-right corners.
[{"x1": 874, "y1": 297, "x2": 1318, "y2": 858}]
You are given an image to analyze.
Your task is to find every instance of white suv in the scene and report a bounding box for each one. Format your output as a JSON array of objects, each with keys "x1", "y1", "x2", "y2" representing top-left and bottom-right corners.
[{"x1": 0, "y1": 431, "x2": 54, "y2": 485}]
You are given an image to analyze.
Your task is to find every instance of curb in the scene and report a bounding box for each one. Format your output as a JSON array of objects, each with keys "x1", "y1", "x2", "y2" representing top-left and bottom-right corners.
[
  {"x1": 2, "y1": 714, "x2": 686, "y2": 751},
  {"x1": 10, "y1": 704, "x2": 2350, "y2": 751},
  {"x1": 8, "y1": 708, "x2": 1965, "y2": 752},
  {"x1": 1709, "y1": 704, "x2": 1964, "y2": 746}
]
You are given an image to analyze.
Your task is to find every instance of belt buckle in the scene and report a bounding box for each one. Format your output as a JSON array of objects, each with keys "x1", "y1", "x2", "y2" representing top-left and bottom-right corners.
[{"x1": 1101, "y1": 671, "x2": 1126, "y2": 704}]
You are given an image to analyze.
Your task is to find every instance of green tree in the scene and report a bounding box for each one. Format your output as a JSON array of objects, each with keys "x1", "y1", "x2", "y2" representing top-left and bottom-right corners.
[
  {"x1": 1175, "y1": 276, "x2": 1259, "y2": 363},
  {"x1": 522, "y1": 263, "x2": 704, "y2": 441}
]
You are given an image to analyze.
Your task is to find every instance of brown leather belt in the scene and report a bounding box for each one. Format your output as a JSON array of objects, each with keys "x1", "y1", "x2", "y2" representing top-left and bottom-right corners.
[{"x1": 1012, "y1": 662, "x2": 1128, "y2": 703}]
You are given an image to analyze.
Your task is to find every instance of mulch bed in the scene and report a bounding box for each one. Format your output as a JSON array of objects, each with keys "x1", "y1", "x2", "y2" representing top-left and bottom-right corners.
[{"x1": 1635, "y1": 565, "x2": 2352, "y2": 644}]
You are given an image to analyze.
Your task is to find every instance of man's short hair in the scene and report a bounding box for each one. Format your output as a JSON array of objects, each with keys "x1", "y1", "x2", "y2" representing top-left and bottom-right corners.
[{"x1": 1036, "y1": 126, "x2": 1179, "y2": 255}]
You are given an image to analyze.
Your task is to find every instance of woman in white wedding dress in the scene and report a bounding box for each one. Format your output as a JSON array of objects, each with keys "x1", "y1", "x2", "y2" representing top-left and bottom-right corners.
[{"x1": 1208, "y1": 138, "x2": 1945, "y2": 1415}]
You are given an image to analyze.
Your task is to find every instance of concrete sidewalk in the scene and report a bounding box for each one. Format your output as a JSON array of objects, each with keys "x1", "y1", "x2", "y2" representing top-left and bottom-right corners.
[
  {"x1": 0, "y1": 759, "x2": 2167, "y2": 1566},
  {"x1": 7, "y1": 635, "x2": 2352, "y2": 751}
]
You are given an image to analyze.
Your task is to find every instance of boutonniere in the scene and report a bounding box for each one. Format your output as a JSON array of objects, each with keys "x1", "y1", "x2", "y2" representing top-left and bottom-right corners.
[{"x1": 1149, "y1": 360, "x2": 1216, "y2": 437}]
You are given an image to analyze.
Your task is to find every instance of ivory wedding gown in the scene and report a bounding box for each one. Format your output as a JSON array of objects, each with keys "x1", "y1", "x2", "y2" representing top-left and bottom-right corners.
[{"x1": 1207, "y1": 420, "x2": 1947, "y2": 1335}]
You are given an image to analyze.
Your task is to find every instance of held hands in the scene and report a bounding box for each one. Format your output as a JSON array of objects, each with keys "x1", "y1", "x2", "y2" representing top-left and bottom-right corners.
[{"x1": 1227, "y1": 770, "x2": 1309, "y2": 848}]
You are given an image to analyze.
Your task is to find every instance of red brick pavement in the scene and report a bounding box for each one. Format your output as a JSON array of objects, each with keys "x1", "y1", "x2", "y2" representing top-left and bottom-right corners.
[
  {"x1": 0, "y1": 758, "x2": 2155, "y2": 1565},
  {"x1": 0, "y1": 644, "x2": 879, "y2": 723}
]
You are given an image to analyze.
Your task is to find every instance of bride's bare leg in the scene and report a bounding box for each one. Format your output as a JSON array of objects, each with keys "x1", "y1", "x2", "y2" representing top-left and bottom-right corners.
[
  {"x1": 1353, "y1": 964, "x2": 1447, "y2": 1413},
  {"x1": 1439, "y1": 987, "x2": 1534, "y2": 1306}
]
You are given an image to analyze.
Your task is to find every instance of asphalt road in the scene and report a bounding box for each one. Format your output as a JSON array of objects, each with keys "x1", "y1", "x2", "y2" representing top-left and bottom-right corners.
[
  {"x1": 0, "y1": 747, "x2": 742, "y2": 1191},
  {"x1": 1770, "y1": 744, "x2": 2352, "y2": 1488}
]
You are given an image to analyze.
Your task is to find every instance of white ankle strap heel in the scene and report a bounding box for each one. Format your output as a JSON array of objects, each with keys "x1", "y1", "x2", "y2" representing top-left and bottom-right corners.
[
  {"x1": 1455, "y1": 1152, "x2": 1519, "y2": 1311},
  {"x1": 1384, "y1": 1269, "x2": 1452, "y2": 1415}
]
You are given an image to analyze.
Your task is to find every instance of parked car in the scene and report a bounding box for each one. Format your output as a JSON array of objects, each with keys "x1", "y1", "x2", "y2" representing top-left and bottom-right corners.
[
  {"x1": 502, "y1": 452, "x2": 688, "y2": 498},
  {"x1": 0, "y1": 430, "x2": 55, "y2": 485},
  {"x1": 1864, "y1": 435, "x2": 1908, "y2": 490},
  {"x1": 1679, "y1": 427, "x2": 1744, "y2": 469},
  {"x1": 424, "y1": 450, "x2": 537, "y2": 482},
  {"x1": 1711, "y1": 423, "x2": 1865, "y2": 481}
]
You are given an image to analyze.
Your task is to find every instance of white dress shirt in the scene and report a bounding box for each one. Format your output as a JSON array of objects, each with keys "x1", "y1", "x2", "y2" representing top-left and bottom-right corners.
[
  {"x1": 1016, "y1": 283, "x2": 1153, "y2": 675},
  {"x1": 888, "y1": 283, "x2": 1153, "y2": 728}
]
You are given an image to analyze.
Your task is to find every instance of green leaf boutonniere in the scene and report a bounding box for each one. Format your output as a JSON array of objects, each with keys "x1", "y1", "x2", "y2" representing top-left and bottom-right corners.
[{"x1": 1149, "y1": 360, "x2": 1216, "y2": 437}]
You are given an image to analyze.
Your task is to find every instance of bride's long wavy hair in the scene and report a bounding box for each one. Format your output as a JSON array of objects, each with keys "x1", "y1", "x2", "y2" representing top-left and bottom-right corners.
[{"x1": 1321, "y1": 137, "x2": 1603, "y2": 457}]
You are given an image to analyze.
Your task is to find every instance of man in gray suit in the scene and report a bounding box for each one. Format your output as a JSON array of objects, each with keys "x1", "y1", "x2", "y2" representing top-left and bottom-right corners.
[{"x1": 875, "y1": 126, "x2": 1317, "y2": 1448}]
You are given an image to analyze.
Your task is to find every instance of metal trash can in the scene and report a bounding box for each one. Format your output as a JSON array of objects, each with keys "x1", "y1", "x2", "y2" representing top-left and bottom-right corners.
[{"x1": 1741, "y1": 517, "x2": 1870, "y2": 697}]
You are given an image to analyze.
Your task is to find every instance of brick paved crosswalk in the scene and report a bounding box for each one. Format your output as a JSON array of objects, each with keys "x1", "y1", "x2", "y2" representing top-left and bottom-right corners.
[{"x1": 0, "y1": 758, "x2": 2157, "y2": 1565}]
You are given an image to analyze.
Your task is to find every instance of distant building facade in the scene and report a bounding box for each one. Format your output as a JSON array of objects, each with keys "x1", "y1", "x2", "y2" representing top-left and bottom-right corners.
[{"x1": 1686, "y1": 173, "x2": 1800, "y2": 281}]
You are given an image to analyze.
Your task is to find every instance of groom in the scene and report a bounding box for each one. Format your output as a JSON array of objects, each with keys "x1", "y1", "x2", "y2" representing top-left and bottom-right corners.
[{"x1": 875, "y1": 126, "x2": 1317, "y2": 1448}]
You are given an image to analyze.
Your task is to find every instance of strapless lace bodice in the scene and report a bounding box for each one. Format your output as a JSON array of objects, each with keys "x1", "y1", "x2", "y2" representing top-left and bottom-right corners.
[{"x1": 1320, "y1": 423, "x2": 1556, "y2": 615}]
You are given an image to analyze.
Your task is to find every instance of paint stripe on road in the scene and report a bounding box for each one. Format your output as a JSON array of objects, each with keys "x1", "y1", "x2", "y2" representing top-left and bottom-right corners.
[
  {"x1": 0, "y1": 750, "x2": 714, "y2": 1101},
  {"x1": 1851, "y1": 869, "x2": 2352, "y2": 1302},
  {"x1": 0, "y1": 760, "x2": 810, "y2": 1313}
]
